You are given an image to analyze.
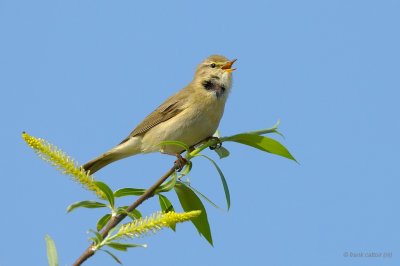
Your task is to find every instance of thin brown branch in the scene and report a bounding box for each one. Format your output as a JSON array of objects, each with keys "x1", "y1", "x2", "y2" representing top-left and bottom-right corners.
[{"x1": 72, "y1": 162, "x2": 181, "y2": 266}]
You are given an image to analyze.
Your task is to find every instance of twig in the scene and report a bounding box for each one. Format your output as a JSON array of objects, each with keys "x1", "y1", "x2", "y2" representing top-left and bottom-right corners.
[
  {"x1": 72, "y1": 129, "x2": 268, "y2": 265},
  {"x1": 72, "y1": 162, "x2": 182, "y2": 266}
]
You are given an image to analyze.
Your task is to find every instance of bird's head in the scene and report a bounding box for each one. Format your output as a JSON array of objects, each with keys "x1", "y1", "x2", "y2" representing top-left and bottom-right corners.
[{"x1": 193, "y1": 55, "x2": 237, "y2": 98}]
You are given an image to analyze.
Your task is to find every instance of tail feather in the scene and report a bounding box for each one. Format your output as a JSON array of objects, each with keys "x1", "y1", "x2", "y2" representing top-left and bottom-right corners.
[
  {"x1": 82, "y1": 137, "x2": 142, "y2": 174},
  {"x1": 82, "y1": 152, "x2": 120, "y2": 174}
]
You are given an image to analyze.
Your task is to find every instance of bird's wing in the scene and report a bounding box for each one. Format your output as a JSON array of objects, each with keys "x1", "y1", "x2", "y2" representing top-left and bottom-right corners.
[{"x1": 119, "y1": 92, "x2": 188, "y2": 144}]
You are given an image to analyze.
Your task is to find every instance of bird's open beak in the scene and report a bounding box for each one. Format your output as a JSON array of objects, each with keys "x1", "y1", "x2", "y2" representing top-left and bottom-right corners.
[{"x1": 221, "y1": 59, "x2": 237, "y2": 73}]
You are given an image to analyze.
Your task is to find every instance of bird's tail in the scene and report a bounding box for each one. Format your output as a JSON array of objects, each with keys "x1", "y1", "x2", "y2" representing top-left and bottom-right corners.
[
  {"x1": 82, "y1": 137, "x2": 142, "y2": 174},
  {"x1": 82, "y1": 151, "x2": 121, "y2": 174}
]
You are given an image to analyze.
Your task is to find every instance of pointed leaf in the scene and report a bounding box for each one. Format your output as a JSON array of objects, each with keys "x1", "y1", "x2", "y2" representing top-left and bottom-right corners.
[
  {"x1": 244, "y1": 120, "x2": 281, "y2": 136},
  {"x1": 94, "y1": 181, "x2": 115, "y2": 208},
  {"x1": 198, "y1": 155, "x2": 230, "y2": 210},
  {"x1": 67, "y1": 200, "x2": 107, "y2": 213},
  {"x1": 158, "y1": 140, "x2": 189, "y2": 152},
  {"x1": 114, "y1": 188, "x2": 146, "y2": 197},
  {"x1": 45, "y1": 235, "x2": 58, "y2": 266},
  {"x1": 174, "y1": 182, "x2": 213, "y2": 246},
  {"x1": 127, "y1": 209, "x2": 142, "y2": 220},
  {"x1": 97, "y1": 214, "x2": 112, "y2": 231},
  {"x1": 117, "y1": 206, "x2": 142, "y2": 220},
  {"x1": 158, "y1": 194, "x2": 175, "y2": 213},
  {"x1": 213, "y1": 146, "x2": 230, "y2": 159},
  {"x1": 213, "y1": 129, "x2": 222, "y2": 138},
  {"x1": 225, "y1": 134, "x2": 296, "y2": 161},
  {"x1": 158, "y1": 194, "x2": 176, "y2": 231},
  {"x1": 88, "y1": 229, "x2": 103, "y2": 243},
  {"x1": 89, "y1": 237, "x2": 100, "y2": 244},
  {"x1": 99, "y1": 249, "x2": 122, "y2": 265},
  {"x1": 185, "y1": 183, "x2": 221, "y2": 210},
  {"x1": 178, "y1": 160, "x2": 192, "y2": 178},
  {"x1": 116, "y1": 206, "x2": 128, "y2": 214},
  {"x1": 106, "y1": 242, "x2": 146, "y2": 251},
  {"x1": 156, "y1": 172, "x2": 177, "y2": 193}
]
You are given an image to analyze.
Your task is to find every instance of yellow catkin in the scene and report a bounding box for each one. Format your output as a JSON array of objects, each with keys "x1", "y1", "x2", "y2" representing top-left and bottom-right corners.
[
  {"x1": 22, "y1": 132, "x2": 105, "y2": 199},
  {"x1": 115, "y1": 211, "x2": 201, "y2": 239}
]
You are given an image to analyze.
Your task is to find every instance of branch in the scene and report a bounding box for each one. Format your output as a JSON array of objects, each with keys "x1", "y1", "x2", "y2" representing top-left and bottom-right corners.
[
  {"x1": 72, "y1": 162, "x2": 182, "y2": 266},
  {"x1": 71, "y1": 121, "x2": 287, "y2": 265}
]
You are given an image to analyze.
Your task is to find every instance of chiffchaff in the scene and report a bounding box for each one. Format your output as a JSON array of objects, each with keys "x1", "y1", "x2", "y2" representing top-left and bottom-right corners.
[{"x1": 83, "y1": 55, "x2": 236, "y2": 174}]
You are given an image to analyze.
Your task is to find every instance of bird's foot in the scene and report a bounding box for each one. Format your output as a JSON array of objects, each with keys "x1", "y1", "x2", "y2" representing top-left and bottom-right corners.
[
  {"x1": 174, "y1": 153, "x2": 187, "y2": 171},
  {"x1": 188, "y1": 146, "x2": 195, "y2": 153},
  {"x1": 208, "y1": 137, "x2": 222, "y2": 150}
]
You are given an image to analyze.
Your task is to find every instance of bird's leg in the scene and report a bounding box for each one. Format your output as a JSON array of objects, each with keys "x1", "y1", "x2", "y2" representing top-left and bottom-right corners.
[
  {"x1": 174, "y1": 153, "x2": 187, "y2": 172},
  {"x1": 191, "y1": 136, "x2": 222, "y2": 151},
  {"x1": 160, "y1": 149, "x2": 188, "y2": 171},
  {"x1": 208, "y1": 136, "x2": 222, "y2": 150}
]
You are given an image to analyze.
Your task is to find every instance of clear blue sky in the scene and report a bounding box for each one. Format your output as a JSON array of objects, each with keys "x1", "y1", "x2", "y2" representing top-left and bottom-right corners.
[{"x1": 1, "y1": 1, "x2": 399, "y2": 265}]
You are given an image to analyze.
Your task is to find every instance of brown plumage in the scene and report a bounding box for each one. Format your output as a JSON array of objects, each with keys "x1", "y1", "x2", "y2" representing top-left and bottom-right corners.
[{"x1": 83, "y1": 55, "x2": 236, "y2": 174}]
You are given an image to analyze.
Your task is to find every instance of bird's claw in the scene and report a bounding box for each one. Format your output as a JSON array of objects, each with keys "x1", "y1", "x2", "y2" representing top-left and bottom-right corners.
[
  {"x1": 174, "y1": 154, "x2": 187, "y2": 171},
  {"x1": 209, "y1": 137, "x2": 222, "y2": 150}
]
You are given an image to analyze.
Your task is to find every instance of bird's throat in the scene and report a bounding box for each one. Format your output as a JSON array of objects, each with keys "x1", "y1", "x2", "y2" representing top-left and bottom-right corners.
[{"x1": 202, "y1": 79, "x2": 226, "y2": 98}]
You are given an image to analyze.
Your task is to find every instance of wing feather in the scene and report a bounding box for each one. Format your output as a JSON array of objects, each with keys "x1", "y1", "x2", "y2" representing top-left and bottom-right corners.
[{"x1": 119, "y1": 92, "x2": 188, "y2": 144}]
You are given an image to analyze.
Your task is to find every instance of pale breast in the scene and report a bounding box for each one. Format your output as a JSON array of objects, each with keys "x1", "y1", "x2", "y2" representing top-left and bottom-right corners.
[{"x1": 140, "y1": 93, "x2": 226, "y2": 154}]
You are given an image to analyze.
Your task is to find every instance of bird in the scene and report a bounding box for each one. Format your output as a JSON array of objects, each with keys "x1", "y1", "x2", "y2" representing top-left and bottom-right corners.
[{"x1": 83, "y1": 55, "x2": 236, "y2": 174}]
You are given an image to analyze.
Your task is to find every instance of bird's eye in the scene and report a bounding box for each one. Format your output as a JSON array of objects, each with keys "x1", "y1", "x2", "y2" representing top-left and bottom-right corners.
[{"x1": 210, "y1": 63, "x2": 216, "y2": 68}]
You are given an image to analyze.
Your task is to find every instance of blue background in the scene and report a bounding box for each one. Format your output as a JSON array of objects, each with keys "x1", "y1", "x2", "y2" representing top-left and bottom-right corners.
[{"x1": 1, "y1": 1, "x2": 399, "y2": 265}]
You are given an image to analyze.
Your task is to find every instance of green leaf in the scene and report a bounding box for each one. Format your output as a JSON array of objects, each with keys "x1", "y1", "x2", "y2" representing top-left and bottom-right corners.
[
  {"x1": 67, "y1": 200, "x2": 107, "y2": 213},
  {"x1": 174, "y1": 182, "x2": 213, "y2": 246},
  {"x1": 158, "y1": 140, "x2": 190, "y2": 152},
  {"x1": 99, "y1": 249, "x2": 122, "y2": 265},
  {"x1": 214, "y1": 129, "x2": 222, "y2": 138},
  {"x1": 184, "y1": 183, "x2": 221, "y2": 210},
  {"x1": 117, "y1": 206, "x2": 142, "y2": 220},
  {"x1": 88, "y1": 229, "x2": 103, "y2": 244},
  {"x1": 94, "y1": 181, "x2": 115, "y2": 208},
  {"x1": 198, "y1": 155, "x2": 230, "y2": 210},
  {"x1": 158, "y1": 194, "x2": 176, "y2": 231},
  {"x1": 106, "y1": 242, "x2": 146, "y2": 251},
  {"x1": 155, "y1": 172, "x2": 177, "y2": 193},
  {"x1": 128, "y1": 209, "x2": 142, "y2": 220},
  {"x1": 89, "y1": 237, "x2": 100, "y2": 244},
  {"x1": 245, "y1": 120, "x2": 281, "y2": 136},
  {"x1": 114, "y1": 188, "x2": 146, "y2": 197},
  {"x1": 158, "y1": 194, "x2": 175, "y2": 213},
  {"x1": 45, "y1": 235, "x2": 58, "y2": 266},
  {"x1": 213, "y1": 146, "x2": 230, "y2": 159},
  {"x1": 97, "y1": 214, "x2": 112, "y2": 231},
  {"x1": 178, "y1": 160, "x2": 192, "y2": 178},
  {"x1": 225, "y1": 133, "x2": 296, "y2": 161}
]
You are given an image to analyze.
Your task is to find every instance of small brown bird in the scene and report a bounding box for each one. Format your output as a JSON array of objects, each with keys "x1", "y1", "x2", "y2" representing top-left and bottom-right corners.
[{"x1": 83, "y1": 55, "x2": 236, "y2": 174}]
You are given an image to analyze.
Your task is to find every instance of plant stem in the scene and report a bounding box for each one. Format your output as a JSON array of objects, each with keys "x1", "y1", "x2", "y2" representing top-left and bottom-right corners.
[
  {"x1": 236, "y1": 121, "x2": 281, "y2": 136},
  {"x1": 72, "y1": 123, "x2": 280, "y2": 265},
  {"x1": 72, "y1": 162, "x2": 181, "y2": 266}
]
